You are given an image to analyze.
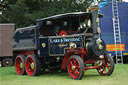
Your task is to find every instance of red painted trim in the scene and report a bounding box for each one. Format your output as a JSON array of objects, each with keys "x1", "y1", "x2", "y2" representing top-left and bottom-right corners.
[
  {"x1": 14, "y1": 50, "x2": 35, "y2": 57},
  {"x1": 81, "y1": 48, "x2": 88, "y2": 60},
  {"x1": 61, "y1": 48, "x2": 88, "y2": 70},
  {"x1": 84, "y1": 59, "x2": 95, "y2": 64},
  {"x1": 61, "y1": 51, "x2": 74, "y2": 70},
  {"x1": 85, "y1": 66, "x2": 102, "y2": 70}
]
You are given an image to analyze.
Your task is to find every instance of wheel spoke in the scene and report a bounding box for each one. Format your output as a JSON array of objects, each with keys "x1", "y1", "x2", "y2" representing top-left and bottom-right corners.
[
  {"x1": 106, "y1": 64, "x2": 111, "y2": 72},
  {"x1": 28, "y1": 67, "x2": 30, "y2": 71},
  {"x1": 101, "y1": 63, "x2": 109, "y2": 74},
  {"x1": 73, "y1": 59, "x2": 77, "y2": 65},
  {"x1": 104, "y1": 67, "x2": 107, "y2": 73},
  {"x1": 99, "y1": 68, "x2": 103, "y2": 73},
  {"x1": 70, "y1": 60, "x2": 74, "y2": 66},
  {"x1": 106, "y1": 63, "x2": 110, "y2": 69},
  {"x1": 28, "y1": 61, "x2": 32, "y2": 67},
  {"x1": 75, "y1": 65, "x2": 80, "y2": 69},
  {"x1": 73, "y1": 71, "x2": 75, "y2": 76},
  {"x1": 18, "y1": 69, "x2": 21, "y2": 72},
  {"x1": 76, "y1": 69, "x2": 80, "y2": 75},
  {"x1": 104, "y1": 60, "x2": 111, "y2": 73},
  {"x1": 69, "y1": 69, "x2": 73, "y2": 73}
]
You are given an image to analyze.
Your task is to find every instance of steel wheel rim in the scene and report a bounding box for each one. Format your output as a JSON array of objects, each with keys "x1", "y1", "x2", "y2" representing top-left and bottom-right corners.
[
  {"x1": 25, "y1": 56, "x2": 35, "y2": 76},
  {"x1": 15, "y1": 57, "x2": 24, "y2": 75},
  {"x1": 68, "y1": 57, "x2": 81, "y2": 79}
]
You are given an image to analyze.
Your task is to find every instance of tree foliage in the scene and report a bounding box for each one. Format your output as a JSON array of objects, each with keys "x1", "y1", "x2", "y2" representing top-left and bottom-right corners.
[{"x1": 0, "y1": 0, "x2": 93, "y2": 28}]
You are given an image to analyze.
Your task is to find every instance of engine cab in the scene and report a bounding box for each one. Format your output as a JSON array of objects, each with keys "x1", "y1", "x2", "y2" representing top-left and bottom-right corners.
[{"x1": 36, "y1": 10, "x2": 105, "y2": 58}]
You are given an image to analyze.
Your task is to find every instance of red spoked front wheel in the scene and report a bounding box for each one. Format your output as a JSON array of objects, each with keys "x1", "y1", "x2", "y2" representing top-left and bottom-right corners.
[
  {"x1": 67, "y1": 55, "x2": 84, "y2": 80},
  {"x1": 25, "y1": 55, "x2": 41, "y2": 76},
  {"x1": 97, "y1": 53, "x2": 114, "y2": 76},
  {"x1": 15, "y1": 55, "x2": 26, "y2": 75}
]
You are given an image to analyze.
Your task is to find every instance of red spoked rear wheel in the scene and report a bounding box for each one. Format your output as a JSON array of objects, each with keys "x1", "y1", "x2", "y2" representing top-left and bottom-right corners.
[
  {"x1": 97, "y1": 53, "x2": 114, "y2": 76},
  {"x1": 15, "y1": 55, "x2": 26, "y2": 75},
  {"x1": 25, "y1": 55, "x2": 41, "y2": 76},
  {"x1": 67, "y1": 55, "x2": 84, "y2": 80}
]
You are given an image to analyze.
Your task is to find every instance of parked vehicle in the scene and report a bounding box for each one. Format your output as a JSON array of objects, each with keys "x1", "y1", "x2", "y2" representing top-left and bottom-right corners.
[
  {"x1": 100, "y1": 2, "x2": 128, "y2": 64},
  {"x1": 0, "y1": 24, "x2": 14, "y2": 66},
  {"x1": 13, "y1": 9, "x2": 114, "y2": 79}
]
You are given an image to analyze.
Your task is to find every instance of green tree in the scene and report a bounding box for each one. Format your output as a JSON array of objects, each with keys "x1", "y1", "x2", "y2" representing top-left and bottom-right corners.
[
  {"x1": 0, "y1": 0, "x2": 93, "y2": 28},
  {"x1": 0, "y1": 0, "x2": 30, "y2": 27}
]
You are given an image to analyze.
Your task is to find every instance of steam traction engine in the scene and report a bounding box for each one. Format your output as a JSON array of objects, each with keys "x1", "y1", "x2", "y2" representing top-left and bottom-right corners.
[{"x1": 14, "y1": 10, "x2": 114, "y2": 80}]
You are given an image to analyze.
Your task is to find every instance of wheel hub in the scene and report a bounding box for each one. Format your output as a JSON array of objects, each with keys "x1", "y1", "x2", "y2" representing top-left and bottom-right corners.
[
  {"x1": 71, "y1": 65, "x2": 76, "y2": 71},
  {"x1": 20, "y1": 62, "x2": 23, "y2": 69},
  {"x1": 31, "y1": 62, "x2": 34, "y2": 70},
  {"x1": 6, "y1": 61, "x2": 9, "y2": 64}
]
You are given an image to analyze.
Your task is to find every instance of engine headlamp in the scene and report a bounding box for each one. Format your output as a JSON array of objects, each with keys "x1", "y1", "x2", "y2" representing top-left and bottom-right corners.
[
  {"x1": 98, "y1": 44, "x2": 103, "y2": 50},
  {"x1": 69, "y1": 42, "x2": 77, "y2": 49},
  {"x1": 96, "y1": 38, "x2": 102, "y2": 45}
]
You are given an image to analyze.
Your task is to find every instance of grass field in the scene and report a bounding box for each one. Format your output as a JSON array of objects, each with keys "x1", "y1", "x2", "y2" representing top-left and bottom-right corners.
[{"x1": 0, "y1": 64, "x2": 128, "y2": 85}]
